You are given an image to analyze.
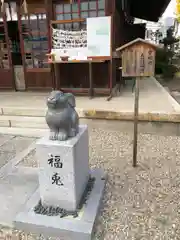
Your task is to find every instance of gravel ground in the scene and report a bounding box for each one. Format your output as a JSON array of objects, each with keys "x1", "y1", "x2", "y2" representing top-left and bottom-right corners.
[{"x1": 1, "y1": 128, "x2": 180, "y2": 239}]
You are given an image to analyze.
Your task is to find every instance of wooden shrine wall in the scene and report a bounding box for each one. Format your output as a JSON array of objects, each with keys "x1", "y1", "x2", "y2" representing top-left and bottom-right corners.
[
  {"x1": 110, "y1": 0, "x2": 130, "y2": 88},
  {"x1": 0, "y1": 0, "x2": 145, "y2": 92},
  {"x1": 17, "y1": 1, "x2": 52, "y2": 90},
  {"x1": 52, "y1": 0, "x2": 112, "y2": 93},
  {"x1": 57, "y1": 61, "x2": 110, "y2": 90},
  {"x1": 0, "y1": 19, "x2": 15, "y2": 89},
  {"x1": 19, "y1": 0, "x2": 130, "y2": 92}
]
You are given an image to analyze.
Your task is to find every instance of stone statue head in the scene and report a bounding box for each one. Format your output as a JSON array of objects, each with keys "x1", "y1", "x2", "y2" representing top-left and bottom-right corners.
[{"x1": 47, "y1": 91, "x2": 76, "y2": 109}]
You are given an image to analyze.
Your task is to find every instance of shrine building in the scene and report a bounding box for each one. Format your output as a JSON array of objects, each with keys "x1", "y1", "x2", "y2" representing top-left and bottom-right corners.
[{"x1": 0, "y1": 0, "x2": 171, "y2": 96}]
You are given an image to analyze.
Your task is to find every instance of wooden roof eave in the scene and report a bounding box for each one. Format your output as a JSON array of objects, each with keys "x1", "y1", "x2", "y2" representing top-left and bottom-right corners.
[
  {"x1": 127, "y1": 0, "x2": 171, "y2": 22},
  {"x1": 116, "y1": 38, "x2": 160, "y2": 53}
]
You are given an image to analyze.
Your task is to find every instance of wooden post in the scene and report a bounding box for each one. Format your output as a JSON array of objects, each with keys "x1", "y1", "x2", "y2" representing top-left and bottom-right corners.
[
  {"x1": 45, "y1": 0, "x2": 52, "y2": 51},
  {"x1": 17, "y1": 4, "x2": 27, "y2": 90},
  {"x1": 133, "y1": 76, "x2": 140, "y2": 167},
  {"x1": 3, "y1": 9, "x2": 16, "y2": 90},
  {"x1": 54, "y1": 63, "x2": 60, "y2": 90},
  {"x1": 51, "y1": 64, "x2": 56, "y2": 90},
  {"x1": 89, "y1": 61, "x2": 93, "y2": 99},
  {"x1": 106, "y1": 59, "x2": 113, "y2": 101}
]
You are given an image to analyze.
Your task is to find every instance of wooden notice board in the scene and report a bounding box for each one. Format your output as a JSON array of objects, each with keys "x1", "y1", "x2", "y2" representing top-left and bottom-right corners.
[
  {"x1": 116, "y1": 38, "x2": 158, "y2": 77},
  {"x1": 116, "y1": 38, "x2": 159, "y2": 167}
]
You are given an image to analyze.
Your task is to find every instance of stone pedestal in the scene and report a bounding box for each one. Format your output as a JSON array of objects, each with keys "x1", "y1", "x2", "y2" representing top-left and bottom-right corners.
[
  {"x1": 36, "y1": 125, "x2": 89, "y2": 211},
  {"x1": 14, "y1": 124, "x2": 106, "y2": 239}
]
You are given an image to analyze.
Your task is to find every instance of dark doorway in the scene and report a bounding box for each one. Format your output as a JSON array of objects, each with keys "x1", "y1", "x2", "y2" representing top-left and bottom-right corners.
[
  {"x1": 0, "y1": 19, "x2": 15, "y2": 89},
  {"x1": 7, "y1": 21, "x2": 22, "y2": 65}
]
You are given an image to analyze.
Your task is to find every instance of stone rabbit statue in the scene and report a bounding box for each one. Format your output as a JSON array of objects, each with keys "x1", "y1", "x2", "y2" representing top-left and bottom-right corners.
[{"x1": 45, "y1": 90, "x2": 79, "y2": 141}]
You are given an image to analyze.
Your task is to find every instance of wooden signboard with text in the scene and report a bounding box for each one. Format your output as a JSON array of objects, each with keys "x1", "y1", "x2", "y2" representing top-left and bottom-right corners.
[
  {"x1": 116, "y1": 38, "x2": 158, "y2": 167},
  {"x1": 116, "y1": 38, "x2": 157, "y2": 77}
]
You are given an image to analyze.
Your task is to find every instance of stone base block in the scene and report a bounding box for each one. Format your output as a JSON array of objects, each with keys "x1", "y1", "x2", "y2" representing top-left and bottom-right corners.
[
  {"x1": 36, "y1": 125, "x2": 89, "y2": 211},
  {"x1": 14, "y1": 169, "x2": 106, "y2": 240}
]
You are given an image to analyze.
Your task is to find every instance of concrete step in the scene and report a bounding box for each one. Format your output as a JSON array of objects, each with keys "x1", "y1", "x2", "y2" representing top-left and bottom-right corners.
[
  {"x1": 0, "y1": 107, "x2": 86, "y2": 119},
  {"x1": 0, "y1": 115, "x2": 47, "y2": 129},
  {"x1": 0, "y1": 127, "x2": 48, "y2": 137},
  {"x1": 1, "y1": 105, "x2": 180, "y2": 124},
  {"x1": 0, "y1": 115, "x2": 101, "y2": 131},
  {"x1": 0, "y1": 107, "x2": 46, "y2": 117},
  {"x1": 1, "y1": 119, "x2": 180, "y2": 138}
]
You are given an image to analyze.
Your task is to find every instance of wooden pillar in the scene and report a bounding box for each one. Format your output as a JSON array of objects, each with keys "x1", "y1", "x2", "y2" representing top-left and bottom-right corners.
[
  {"x1": 89, "y1": 61, "x2": 94, "y2": 98},
  {"x1": 2, "y1": 8, "x2": 16, "y2": 90},
  {"x1": 133, "y1": 77, "x2": 140, "y2": 167},
  {"x1": 45, "y1": 0, "x2": 52, "y2": 51},
  {"x1": 109, "y1": 59, "x2": 113, "y2": 93},
  {"x1": 17, "y1": 4, "x2": 27, "y2": 90},
  {"x1": 45, "y1": 0, "x2": 55, "y2": 89},
  {"x1": 54, "y1": 63, "x2": 60, "y2": 90}
]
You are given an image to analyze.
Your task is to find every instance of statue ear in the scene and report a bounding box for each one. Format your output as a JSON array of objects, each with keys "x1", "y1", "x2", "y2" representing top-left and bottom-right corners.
[{"x1": 65, "y1": 93, "x2": 76, "y2": 107}]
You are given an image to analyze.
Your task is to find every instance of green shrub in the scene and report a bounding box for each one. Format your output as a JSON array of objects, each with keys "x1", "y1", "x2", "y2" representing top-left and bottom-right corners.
[{"x1": 155, "y1": 48, "x2": 177, "y2": 79}]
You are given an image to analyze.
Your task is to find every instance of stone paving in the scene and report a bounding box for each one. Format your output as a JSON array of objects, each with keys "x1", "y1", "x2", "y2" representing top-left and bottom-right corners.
[
  {"x1": 0, "y1": 135, "x2": 35, "y2": 169},
  {"x1": 1, "y1": 125, "x2": 180, "y2": 239},
  {"x1": 0, "y1": 77, "x2": 178, "y2": 113}
]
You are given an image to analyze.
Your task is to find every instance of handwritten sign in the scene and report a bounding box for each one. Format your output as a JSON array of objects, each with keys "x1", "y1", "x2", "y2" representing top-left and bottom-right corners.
[
  {"x1": 116, "y1": 38, "x2": 158, "y2": 77},
  {"x1": 121, "y1": 44, "x2": 156, "y2": 77}
]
